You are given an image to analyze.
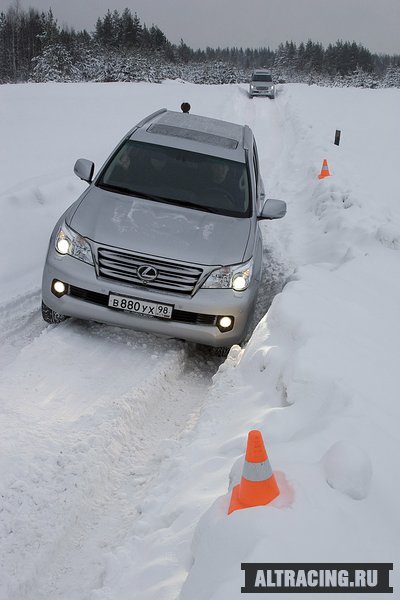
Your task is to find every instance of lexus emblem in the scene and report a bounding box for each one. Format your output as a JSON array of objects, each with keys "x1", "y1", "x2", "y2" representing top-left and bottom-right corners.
[{"x1": 137, "y1": 265, "x2": 158, "y2": 282}]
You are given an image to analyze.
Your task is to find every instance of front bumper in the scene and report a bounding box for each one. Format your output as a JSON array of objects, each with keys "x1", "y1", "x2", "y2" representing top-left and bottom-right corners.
[
  {"x1": 249, "y1": 87, "x2": 274, "y2": 97},
  {"x1": 42, "y1": 250, "x2": 259, "y2": 347}
]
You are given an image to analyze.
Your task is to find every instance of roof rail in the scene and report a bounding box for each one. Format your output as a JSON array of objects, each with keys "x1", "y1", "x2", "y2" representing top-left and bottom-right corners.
[
  {"x1": 136, "y1": 108, "x2": 168, "y2": 129},
  {"x1": 243, "y1": 125, "x2": 252, "y2": 151}
]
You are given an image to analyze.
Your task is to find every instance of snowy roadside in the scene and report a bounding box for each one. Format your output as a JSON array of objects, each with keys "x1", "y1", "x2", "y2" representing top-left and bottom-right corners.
[{"x1": 179, "y1": 85, "x2": 400, "y2": 598}]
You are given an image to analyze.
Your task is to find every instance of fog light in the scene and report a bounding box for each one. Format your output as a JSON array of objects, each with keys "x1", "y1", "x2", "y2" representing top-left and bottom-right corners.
[
  {"x1": 52, "y1": 280, "x2": 66, "y2": 297},
  {"x1": 217, "y1": 316, "x2": 234, "y2": 332}
]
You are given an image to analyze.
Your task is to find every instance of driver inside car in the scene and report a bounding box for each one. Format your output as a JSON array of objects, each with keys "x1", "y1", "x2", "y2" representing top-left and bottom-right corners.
[
  {"x1": 210, "y1": 162, "x2": 230, "y2": 184},
  {"x1": 205, "y1": 160, "x2": 246, "y2": 212}
]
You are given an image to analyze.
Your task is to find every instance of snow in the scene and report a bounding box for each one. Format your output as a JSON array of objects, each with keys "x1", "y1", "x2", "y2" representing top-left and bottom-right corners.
[{"x1": 0, "y1": 80, "x2": 399, "y2": 599}]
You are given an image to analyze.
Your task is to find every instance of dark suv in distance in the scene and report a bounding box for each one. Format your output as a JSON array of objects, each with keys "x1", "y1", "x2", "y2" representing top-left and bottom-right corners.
[{"x1": 42, "y1": 108, "x2": 286, "y2": 351}]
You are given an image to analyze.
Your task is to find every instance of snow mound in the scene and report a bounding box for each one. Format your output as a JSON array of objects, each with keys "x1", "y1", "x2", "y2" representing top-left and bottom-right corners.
[{"x1": 322, "y1": 440, "x2": 372, "y2": 500}]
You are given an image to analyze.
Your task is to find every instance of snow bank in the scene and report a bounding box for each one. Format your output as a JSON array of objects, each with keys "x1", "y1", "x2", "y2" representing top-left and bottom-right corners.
[{"x1": 179, "y1": 84, "x2": 400, "y2": 598}]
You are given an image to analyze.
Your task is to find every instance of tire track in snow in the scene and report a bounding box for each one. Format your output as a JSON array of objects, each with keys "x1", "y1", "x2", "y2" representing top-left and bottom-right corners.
[
  {"x1": 224, "y1": 85, "x2": 292, "y2": 333},
  {"x1": 0, "y1": 319, "x2": 222, "y2": 600},
  {"x1": 0, "y1": 289, "x2": 46, "y2": 369}
]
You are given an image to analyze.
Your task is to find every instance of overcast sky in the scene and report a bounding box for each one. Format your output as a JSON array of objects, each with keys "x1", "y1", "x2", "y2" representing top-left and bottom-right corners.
[{"x1": 2, "y1": 0, "x2": 400, "y2": 54}]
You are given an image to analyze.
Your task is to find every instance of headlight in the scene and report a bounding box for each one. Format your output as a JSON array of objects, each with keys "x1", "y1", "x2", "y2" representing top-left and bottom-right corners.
[
  {"x1": 202, "y1": 258, "x2": 253, "y2": 291},
  {"x1": 55, "y1": 222, "x2": 94, "y2": 265}
]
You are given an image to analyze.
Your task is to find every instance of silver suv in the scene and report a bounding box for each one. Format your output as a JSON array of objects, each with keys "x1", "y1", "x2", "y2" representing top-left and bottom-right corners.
[
  {"x1": 42, "y1": 108, "x2": 286, "y2": 350},
  {"x1": 249, "y1": 70, "x2": 275, "y2": 99}
]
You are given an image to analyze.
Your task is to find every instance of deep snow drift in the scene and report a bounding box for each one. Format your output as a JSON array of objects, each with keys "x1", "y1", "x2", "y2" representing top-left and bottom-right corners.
[{"x1": 0, "y1": 81, "x2": 399, "y2": 599}]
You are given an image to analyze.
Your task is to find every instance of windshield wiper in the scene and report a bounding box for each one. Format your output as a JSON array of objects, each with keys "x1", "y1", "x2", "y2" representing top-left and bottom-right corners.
[
  {"x1": 97, "y1": 183, "x2": 171, "y2": 203},
  {"x1": 97, "y1": 182, "x2": 136, "y2": 196},
  {"x1": 171, "y1": 199, "x2": 222, "y2": 214},
  {"x1": 97, "y1": 184, "x2": 223, "y2": 213}
]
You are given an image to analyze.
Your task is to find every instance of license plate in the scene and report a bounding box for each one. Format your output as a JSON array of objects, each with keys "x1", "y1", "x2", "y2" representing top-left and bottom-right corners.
[{"x1": 109, "y1": 294, "x2": 173, "y2": 319}]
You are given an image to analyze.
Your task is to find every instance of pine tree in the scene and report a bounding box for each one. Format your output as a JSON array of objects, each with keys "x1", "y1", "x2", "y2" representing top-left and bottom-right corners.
[
  {"x1": 100, "y1": 9, "x2": 113, "y2": 47},
  {"x1": 177, "y1": 38, "x2": 192, "y2": 63},
  {"x1": 383, "y1": 65, "x2": 400, "y2": 87},
  {"x1": 31, "y1": 42, "x2": 79, "y2": 81},
  {"x1": 132, "y1": 13, "x2": 142, "y2": 47},
  {"x1": 120, "y1": 8, "x2": 134, "y2": 47}
]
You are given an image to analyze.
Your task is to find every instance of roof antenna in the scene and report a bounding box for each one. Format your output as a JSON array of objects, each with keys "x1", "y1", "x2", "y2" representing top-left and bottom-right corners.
[{"x1": 180, "y1": 102, "x2": 191, "y2": 114}]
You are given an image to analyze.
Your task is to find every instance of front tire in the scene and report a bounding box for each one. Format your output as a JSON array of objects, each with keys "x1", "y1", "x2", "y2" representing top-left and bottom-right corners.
[{"x1": 41, "y1": 300, "x2": 68, "y2": 324}]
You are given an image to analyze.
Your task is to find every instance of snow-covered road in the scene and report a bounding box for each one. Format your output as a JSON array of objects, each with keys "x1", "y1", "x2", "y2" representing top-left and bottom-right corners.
[
  {"x1": 1, "y1": 81, "x2": 399, "y2": 599},
  {"x1": 1, "y1": 321, "x2": 211, "y2": 597},
  {"x1": 0, "y1": 82, "x2": 287, "y2": 599}
]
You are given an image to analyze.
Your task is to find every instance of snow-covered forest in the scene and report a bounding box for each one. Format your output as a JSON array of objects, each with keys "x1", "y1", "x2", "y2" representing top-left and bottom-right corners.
[{"x1": 1, "y1": 4, "x2": 400, "y2": 87}]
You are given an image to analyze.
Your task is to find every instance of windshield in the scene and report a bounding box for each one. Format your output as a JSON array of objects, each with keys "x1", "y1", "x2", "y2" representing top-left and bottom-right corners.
[
  {"x1": 98, "y1": 140, "x2": 251, "y2": 218},
  {"x1": 252, "y1": 74, "x2": 272, "y2": 82}
]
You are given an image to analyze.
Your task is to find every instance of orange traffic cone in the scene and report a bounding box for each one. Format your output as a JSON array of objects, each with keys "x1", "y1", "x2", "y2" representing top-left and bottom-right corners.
[
  {"x1": 318, "y1": 159, "x2": 331, "y2": 179},
  {"x1": 228, "y1": 430, "x2": 280, "y2": 515}
]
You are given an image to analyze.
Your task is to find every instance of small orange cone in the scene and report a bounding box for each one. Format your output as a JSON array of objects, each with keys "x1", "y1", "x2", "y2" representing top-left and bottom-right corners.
[
  {"x1": 318, "y1": 159, "x2": 331, "y2": 179},
  {"x1": 228, "y1": 430, "x2": 280, "y2": 515}
]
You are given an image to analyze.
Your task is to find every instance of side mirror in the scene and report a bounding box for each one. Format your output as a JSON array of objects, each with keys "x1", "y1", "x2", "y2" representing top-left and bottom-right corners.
[
  {"x1": 259, "y1": 198, "x2": 287, "y2": 220},
  {"x1": 74, "y1": 158, "x2": 95, "y2": 183}
]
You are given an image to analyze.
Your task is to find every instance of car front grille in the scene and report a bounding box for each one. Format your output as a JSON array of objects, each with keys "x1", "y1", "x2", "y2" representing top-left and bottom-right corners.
[
  {"x1": 97, "y1": 247, "x2": 203, "y2": 295},
  {"x1": 68, "y1": 285, "x2": 216, "y2": 326}
]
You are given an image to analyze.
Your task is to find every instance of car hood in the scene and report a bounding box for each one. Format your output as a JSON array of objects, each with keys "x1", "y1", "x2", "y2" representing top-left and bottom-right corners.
[{"x1": 68, "y1": 187, "x2": 251, "y2": 266}]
